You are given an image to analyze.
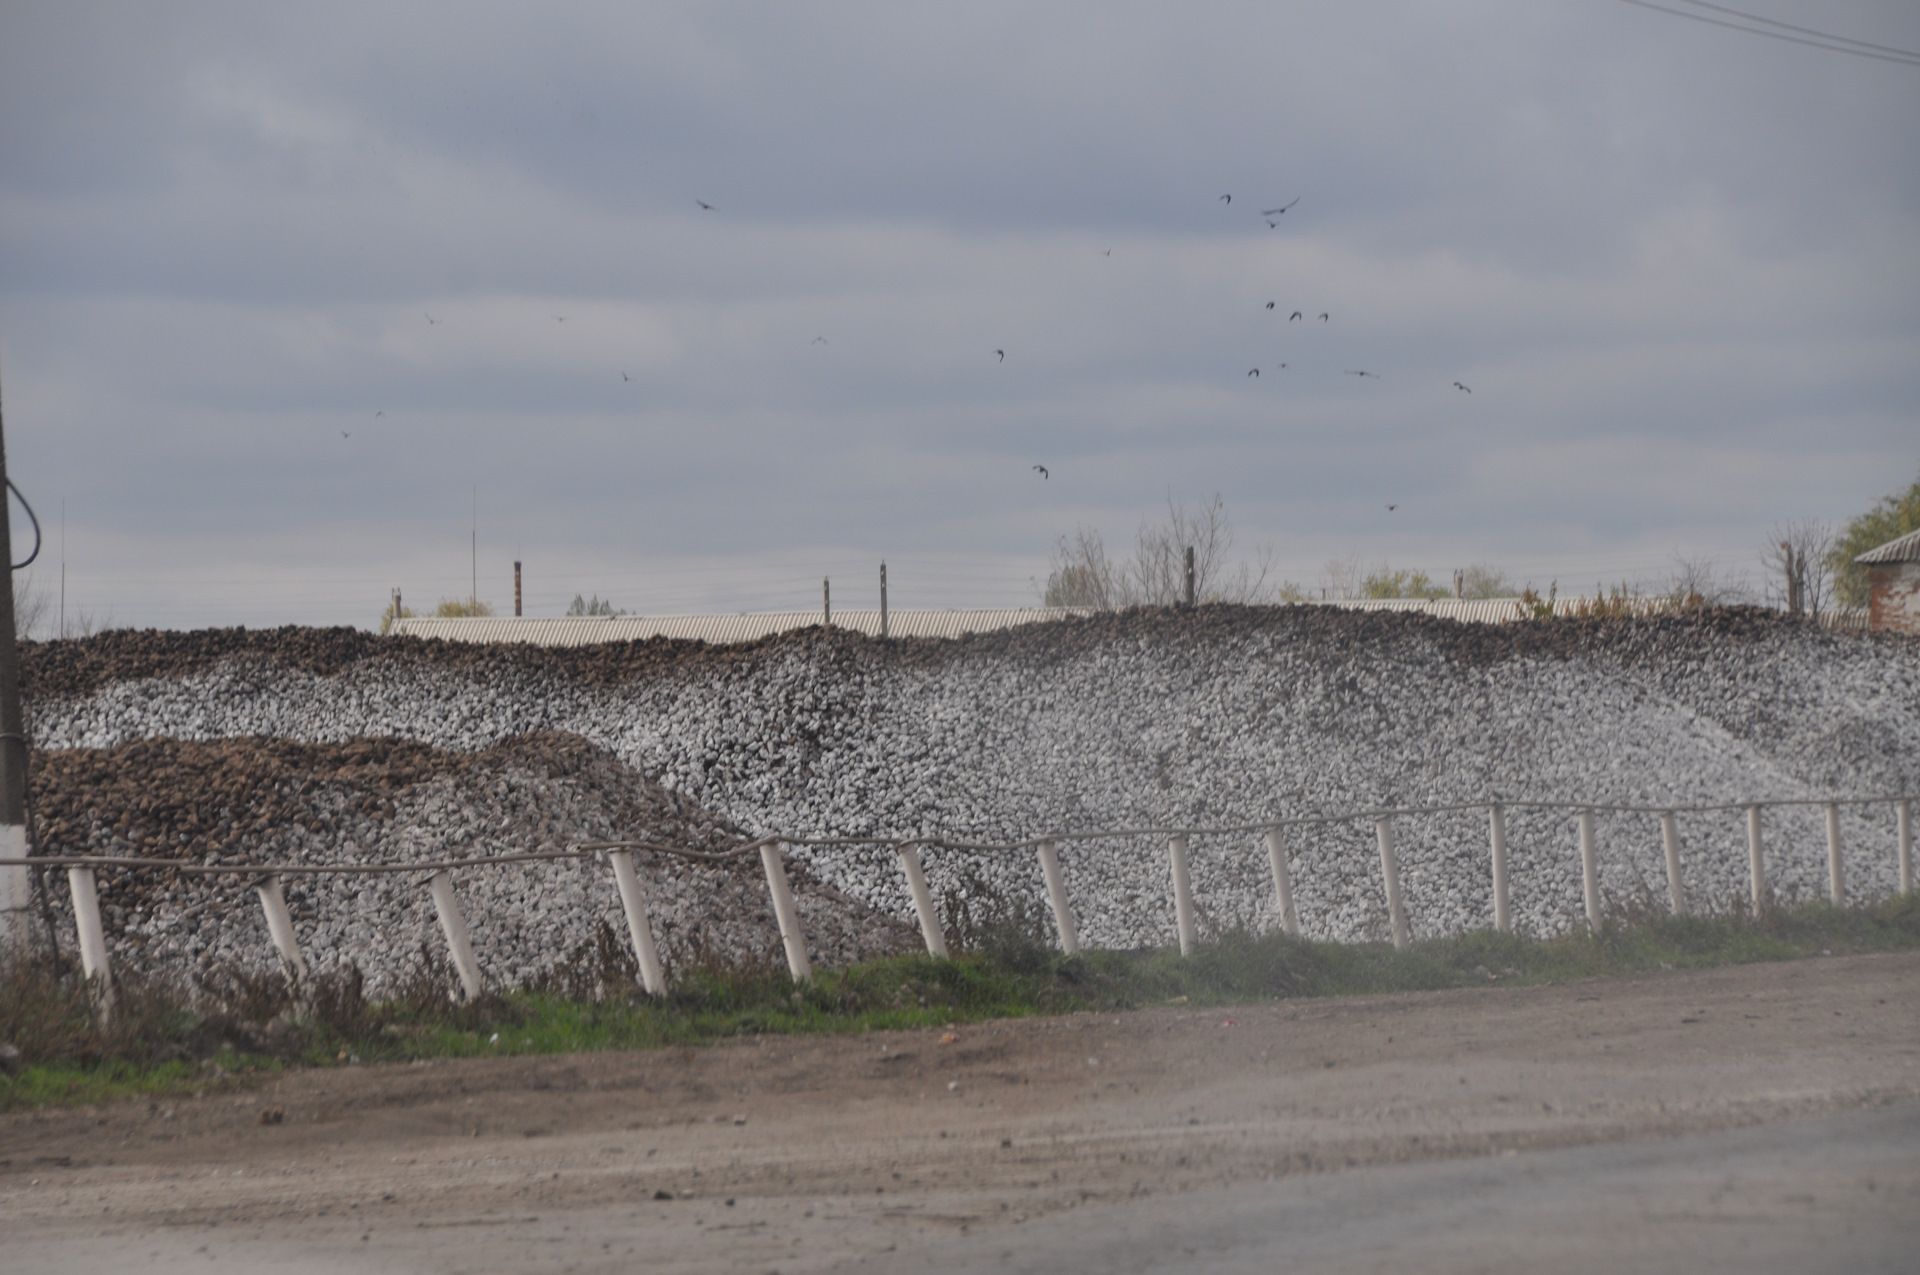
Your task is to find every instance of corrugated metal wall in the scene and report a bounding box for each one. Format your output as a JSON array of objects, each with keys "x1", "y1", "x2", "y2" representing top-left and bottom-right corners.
[
  {"x1": 390, "y1": 598, "x2": 1574, "y2": 646},
  {"x1": 391, "y1": 608, "x2": 1093, "y2": 646}
]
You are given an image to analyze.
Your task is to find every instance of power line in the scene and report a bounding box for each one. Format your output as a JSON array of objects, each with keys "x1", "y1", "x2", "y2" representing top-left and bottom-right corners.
[
  {"x1": 1610, "y1": 0, "x2": 1920, "y2": 66},
  {"x1": 1672, "y1": 0, "x2": 1920, "y2": 58}
]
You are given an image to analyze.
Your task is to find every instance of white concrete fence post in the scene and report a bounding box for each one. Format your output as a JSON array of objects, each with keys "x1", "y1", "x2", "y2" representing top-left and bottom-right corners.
[
  {"x1": 1825, "y1": 803, "x2": 1844, "y2": 907},
  {"x1": 1374, "y1": 818, "x2": 1410, "y2": 950},
  {"x1": 1487, "y1": 804, "x2": 1510, "y2": 934},
  {"x1": 758, "y1": 841, "x2": 813, "y2": 982},
  {"x1": 895, "y1": 843, "x2": 949, "y2": 958},
  {"x1": 254, "y1": 874, "x2": 307, "y2": 980},
  {"x1": 608, "y1": 851, "x2": 667, "y2": 996},
  {"x1": 0, "y1": 823, "x2": 30, "y2": 957},
  {"x1": 1167, "y1": 834, "x2": 1198, "y2": 957},
  {"x1": 1264, "y1": 826, "x2": 1299, "y2": 938},
  {"x1": 1746, "y1": 805, "x2": 1768, "y2": 914},
  {"x1": 427, "y1": 870, "x2": 485, "y2": 1002},
  {"x1": 1578, "y1": 809, "x2": 1602, "y2": 934},
  {"x1": 1660, "y1": 811, "x2": 1687, "y2": 915},
  {"x1": 1896, "y1": 799, "x2": 1912, "y2": 897},
  {"x1": 67, "y1": 865, "x2": 113, "y2": 1019},
  {"x1": 1035, "y1": 839, "x2": 1079, "y2": 955}
]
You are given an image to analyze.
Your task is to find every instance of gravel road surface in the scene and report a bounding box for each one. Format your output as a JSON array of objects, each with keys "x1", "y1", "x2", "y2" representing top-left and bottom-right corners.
[{"x1": 3, "y1": 952, "x2": 1916, "y2": 1272}]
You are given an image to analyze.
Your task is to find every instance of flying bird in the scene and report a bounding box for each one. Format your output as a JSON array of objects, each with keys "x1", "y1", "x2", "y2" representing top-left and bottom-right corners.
[
  {"x1": 553, "y1": 315, "x2": 567, "y2": 323},
  {"x1": 1277, "y1": 363, "x2": 1288, "y2": 369},
  {"x1": 1248, "y1": 368, "x2": 1260, "y2": 377},
  {"x1": 1261, "y1": 198, "x2": 1300, "y2": 216},
  {"x1": 1453, "y1": 381, "x2": 1471, "y2": 393},
  {"x1": 341, "y1": 431, "x2": 350, "y2": 439},
  {"x1": 621, "y1": 370, "x2": 630, "y2": 382},
  {"x1": 1266, "y1": 301, "x2": 1276, "y2": 310},
  {"x1": 1318, "y1": 313, "x2": 1330, "y2": 322},
  {"x1": 1386, "y1": 504, "x2": 1398, "y2": 512},
  {"x1": 374, "y1": 410, "x2": 384, "y2": 417},
  {"x1": 1289, "y1": 311, "x2": 1303, "y2": 321},
  {"x1": 696, "y1": 200, "x2": 715, "y2": 211},
  {"x1": 1219, "y1": 194, "x2": 1231, "y2": 204},
  {"x1": 1346, "y1": 370, "x2": 1377, "y2": 378},
  {"x1": 1032, "y1": 465, "x2": 1049, "y2": 480},
  {"x1": 1102, "y1": 248, "x2": 1112, "y2": 256},
  {"x1": 811, "y1": 336, "x2": 828, "y2": 345},
  {"x1": 995, "y1": 349, "x2": 1005, "y2": 362},
  {"x1": 424, "y1": 313, "x2": 438, "y2": 325}
]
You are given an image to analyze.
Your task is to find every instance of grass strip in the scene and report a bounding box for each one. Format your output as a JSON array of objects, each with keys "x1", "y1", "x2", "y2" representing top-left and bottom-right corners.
[{"x1": 4, "y1": 894, "x2": 1916, "y2": 1110}]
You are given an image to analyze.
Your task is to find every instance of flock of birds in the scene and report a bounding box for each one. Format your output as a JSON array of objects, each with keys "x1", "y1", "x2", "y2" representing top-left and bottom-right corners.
[{"x1": 364, "y1": 192, "x2": 1473, "y2": 512}]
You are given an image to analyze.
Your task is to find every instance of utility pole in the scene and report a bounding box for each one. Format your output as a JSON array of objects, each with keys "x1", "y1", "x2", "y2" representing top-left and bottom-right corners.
[
  {"x1": 879, "y1": 562, "x2": 888, "y2": 637},
  {"x1": 0, "y1": 372, "x2": 33, "y2": 953},
  {"x1": 1183, "y1": 546, "x2": 1196, "y2": 608},
  {"x1": 822, "y1": 577, "x2": 831, "y2": 627}
]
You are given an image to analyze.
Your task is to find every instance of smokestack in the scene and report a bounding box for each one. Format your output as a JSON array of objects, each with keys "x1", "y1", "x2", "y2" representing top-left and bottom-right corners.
[{"x1": 514, "y1": 561, "x2": 523, "y2": 617}]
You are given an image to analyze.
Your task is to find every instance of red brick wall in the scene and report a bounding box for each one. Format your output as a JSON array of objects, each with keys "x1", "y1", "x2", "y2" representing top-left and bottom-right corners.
[{"x1": 1867, "y1": 562, "x2": 1920, "y2": 634}]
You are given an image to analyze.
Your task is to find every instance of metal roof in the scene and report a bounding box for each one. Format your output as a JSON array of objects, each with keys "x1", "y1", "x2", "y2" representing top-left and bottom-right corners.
[
  {"x1": 391, "y1": 608, "x2": 1093, "y2": 646},
  {"x1": 1854, "y1": 527, "x2": 1920, "y2": 565},
  {"x1": 390, "y1": 598, "x2": 1578, "y2": 647}
]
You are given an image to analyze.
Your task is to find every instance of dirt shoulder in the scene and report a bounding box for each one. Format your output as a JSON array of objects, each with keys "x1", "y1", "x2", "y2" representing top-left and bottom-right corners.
[{"x1": 3, "y1": 951, "x2": 1917, "y2": 1273}]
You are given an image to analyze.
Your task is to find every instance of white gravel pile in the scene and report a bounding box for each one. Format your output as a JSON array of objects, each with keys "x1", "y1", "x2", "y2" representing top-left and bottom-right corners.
[{"x1": 24, "y1": 607, "x2": 1920, "y2": 987}]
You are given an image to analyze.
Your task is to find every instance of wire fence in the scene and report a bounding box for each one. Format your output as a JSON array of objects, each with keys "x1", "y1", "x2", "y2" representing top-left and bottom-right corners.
[{"x1": 8, "y1": 792, "x2": 1913, "y2": 1019}]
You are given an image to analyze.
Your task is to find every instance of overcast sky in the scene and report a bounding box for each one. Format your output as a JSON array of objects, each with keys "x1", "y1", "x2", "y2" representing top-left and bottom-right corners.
[{"x1": 2, "y1": 1, "x2": 1916, "y2": 630}]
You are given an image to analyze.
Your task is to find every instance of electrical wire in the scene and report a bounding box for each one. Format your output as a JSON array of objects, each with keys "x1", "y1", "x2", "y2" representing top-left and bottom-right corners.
[
  {"x1": 1672, "y1": 0, "x2": 1920, "y2": 57},
  {"x1": 1611, "y1": 0, "x2": 1920, "y2": 66},
  {"x1": 8, "y1": 479, "x2": 41, "y2": 570}
]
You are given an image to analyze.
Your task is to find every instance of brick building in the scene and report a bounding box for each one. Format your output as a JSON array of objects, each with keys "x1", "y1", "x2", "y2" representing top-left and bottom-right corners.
[{"x1": 1856, "y1": 527, "x2": 1920, "y2": 634}]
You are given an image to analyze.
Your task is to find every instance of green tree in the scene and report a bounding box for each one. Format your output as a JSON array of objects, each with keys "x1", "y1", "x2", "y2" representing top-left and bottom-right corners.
[
  {"x1": 1829, "y1": 470, "x2": 1920, "y2": 608},
  {"x1": 434, "y1": 597, "x2": 495, "y2": 618},
  {"x1": 566, "y1": 594, "x2": 622, "y2": 616},
  {"x1": 1361, "y1": 568, "x2": 1449, "y2": 600}
]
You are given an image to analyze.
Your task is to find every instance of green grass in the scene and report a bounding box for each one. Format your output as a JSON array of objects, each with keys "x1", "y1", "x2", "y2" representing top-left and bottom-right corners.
[{"x1": 5, "y1": 895, "x2": 1916, "y2": 1111}]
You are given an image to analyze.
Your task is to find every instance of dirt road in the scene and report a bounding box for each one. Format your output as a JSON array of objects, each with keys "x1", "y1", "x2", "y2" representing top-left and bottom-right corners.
[{"x1": 4, "y1": 952, "x2": 1917, "y2": 1272}]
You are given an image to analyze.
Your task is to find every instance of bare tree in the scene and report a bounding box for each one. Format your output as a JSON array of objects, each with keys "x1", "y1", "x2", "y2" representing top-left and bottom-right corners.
[
  {"x1": 1320, "y1": 556, "x2": 1364, "y2": 600},
  {"x1": 1663, "y1": 554, "x2": 1751, "y2": 608},
  {"x1": 1763, "y1": 520, "x2": 1835, "y2": 618},
  {"x1": 1041, "y1": 495, "x2": 1277, "y2": 609},
  {"x1": 12, "y1": 574, "x2": 49, "y2": 640}
]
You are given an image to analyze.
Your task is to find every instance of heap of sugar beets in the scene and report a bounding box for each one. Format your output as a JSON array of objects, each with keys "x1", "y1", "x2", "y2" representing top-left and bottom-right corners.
[{"x1": 19, "y1": 605, "x2": 1920, "y2": 994}]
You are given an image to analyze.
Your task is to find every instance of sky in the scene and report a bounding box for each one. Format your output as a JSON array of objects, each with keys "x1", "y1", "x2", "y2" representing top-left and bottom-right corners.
[{"x1": 1, "y1": 0, "x2": 1916, "y2": 631}]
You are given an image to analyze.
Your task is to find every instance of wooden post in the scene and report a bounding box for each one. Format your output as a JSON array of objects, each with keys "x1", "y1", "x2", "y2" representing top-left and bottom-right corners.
[
  {"x1": 427, "y1": 871, "x2": 484, "y2": 1002},
  {"x1": 1264, "y1": 826, "x2": 1298, "y2": 937},
  {"x1": 67, "y1": 866, "x2": 113, "y2": 1018},
  {"x1": 896, "y1": 842, "x2": 947, "y2": 958},
  {"x1": 1747, "y1": 805, "x2": 1768, "y2": 914},
  {"x1": 1035, "y1": 839, "x2": 1079, "y2": 954},
  {"x1": 1578, "y1": 808, "x2": 1602, "y2": 933},
  {"x1": 1900, "y1": 799, "x2": 1914, "y2": 896},
  {"x1": 1487, "y1": 804, "x2": 1510, "y2": 934},
  {"x1": 254, "y1": 874, "x2": 307, "y2": 979},
  {"x1": 1825, "y1": 803, "x2": 1844, "y2": 907},
  {"x1": 1660, "y1": 811, "x2": 1687, "y2": 915},
  {"x1": 759, "y1": 842, "x2": 812, "y2": 981},
  {"x1": 822, "y1": 577, "x2": 831, "y2": 627},
  {"x1": 1167, "y1": 834, "x2": 1197, "y2": 956},
  {"x1": 608, "y1": 851, "x2": 667, "y2": 996},
  {"x1": 1375, "y1": 818, "x2": 1409, "y2": 950}
]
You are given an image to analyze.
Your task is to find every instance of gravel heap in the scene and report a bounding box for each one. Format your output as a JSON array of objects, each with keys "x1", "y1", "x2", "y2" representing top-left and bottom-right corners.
[
  {"x1": 24, "y1": 733, "x2": 914, "y2": 995},
  {"x1": 20, "y1": 606, "x2": 1920, "y2": 986}
]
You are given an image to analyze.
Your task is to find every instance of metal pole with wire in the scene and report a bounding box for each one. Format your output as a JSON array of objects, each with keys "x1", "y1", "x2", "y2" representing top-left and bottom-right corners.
[{"x1": 0, "y1": 370, "x2": 41, "y2": 953}]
